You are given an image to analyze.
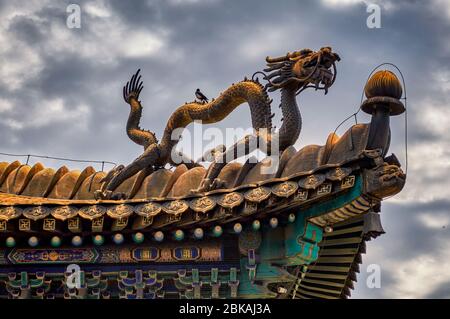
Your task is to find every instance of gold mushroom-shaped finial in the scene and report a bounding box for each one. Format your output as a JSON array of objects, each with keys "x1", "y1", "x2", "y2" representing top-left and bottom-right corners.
[{"x1": 361, "y1": 70, "x2": 405, "y2": 116}]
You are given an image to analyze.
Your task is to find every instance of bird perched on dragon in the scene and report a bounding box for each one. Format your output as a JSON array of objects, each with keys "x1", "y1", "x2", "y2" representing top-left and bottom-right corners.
[{"x1": 96, "y1": 46, "x2": 341, "y2": 199}]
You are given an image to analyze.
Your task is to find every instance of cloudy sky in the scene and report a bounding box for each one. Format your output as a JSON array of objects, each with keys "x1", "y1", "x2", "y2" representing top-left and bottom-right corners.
[{"x1": 0, "y1": 0, "x2": 449, "y2": 298}]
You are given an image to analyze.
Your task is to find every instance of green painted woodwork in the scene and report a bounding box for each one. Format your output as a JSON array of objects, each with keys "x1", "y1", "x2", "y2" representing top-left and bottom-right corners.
[
  {"x1": 237, "y1": 176, "x2": 363, "y2": 297},
  {"x1": 237, "y1": 259, "x2": 277, "y2": 298},
  {"x1": 230, "y1": 268, "x2": 237, "y2": 281},
  {"x1": 192, "y1": 268, "x2": 199, "y2": 283},
  {"x1": 211, "y1": 268, "x2": 218, "y2": 283},
  {"x1": 9, "y1": 272, "x2": 45, "y2": 289},
  {"x1": 259, "y1": 227, "x2": 285, "y2": 261},
  {"x1": 283, "y1": 174, "x2": 362, "y2": 266}
]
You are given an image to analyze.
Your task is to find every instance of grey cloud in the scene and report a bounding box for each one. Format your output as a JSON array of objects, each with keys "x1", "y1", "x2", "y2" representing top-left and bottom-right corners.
[
  {"x1": 355, "y1": 200, "x2": 450, "y2": 298},
  {"x1": 7, "y1": 15, "x2": 46, "y2": 43},
  {"x1": 387, "y1": 199, "x2": 450, "y2": 214},
  {"x1": 426, "y1": 280, "x2": 450, "y2": 299},
  {"x1": 379, "y1": 202, "x2": 450, "y2": 260}
]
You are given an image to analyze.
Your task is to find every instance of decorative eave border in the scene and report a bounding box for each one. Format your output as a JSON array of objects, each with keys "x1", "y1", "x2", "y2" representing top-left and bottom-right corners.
[
  {"x1": 0, "y1": 150, "x2": 388, "y2": 236},
  {"x1": 0, "y1": 168, "x2": 364, "y2": 235}
]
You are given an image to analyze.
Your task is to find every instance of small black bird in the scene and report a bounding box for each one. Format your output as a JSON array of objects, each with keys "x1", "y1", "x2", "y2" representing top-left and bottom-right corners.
[{"x1": 195, "y1": 88, "x2": 209, "y2": 103}]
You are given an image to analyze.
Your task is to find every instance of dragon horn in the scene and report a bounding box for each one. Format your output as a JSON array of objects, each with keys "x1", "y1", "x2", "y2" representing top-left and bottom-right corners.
[
  {"x1": 266, "y1": 53, "x2": 290, "y2": 63},
  {"x1": 266, "y1": 49, "x2": 314, "y2": 63}
]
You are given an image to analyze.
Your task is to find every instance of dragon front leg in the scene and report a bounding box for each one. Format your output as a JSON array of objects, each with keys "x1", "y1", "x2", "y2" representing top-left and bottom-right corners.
[
  {"x1": 196, "y1": 133, "x2": 271, "y2": 192},
  {"x1": 99, "y1": 144, "x2": 163, "y2": 199},
  {"x1": 94, "y1": 165, "x2": 126, "y2": 199},
  {"x1": 169, "y1": 150, "x2": 201, "y2": 169}
]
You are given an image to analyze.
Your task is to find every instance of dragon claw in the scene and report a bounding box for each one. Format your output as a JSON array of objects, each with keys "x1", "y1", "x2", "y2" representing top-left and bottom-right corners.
[
  {"x1": 111, "y1": 192, "x2": 128, "y2": 200},
  {"x1": 210, "y1": 178, "x2": 226, "y2": 190},
  {"x1": 192, "y1": 178, "x2": 213, "y2": 193},
  {"x1": 192, "y1": 177, "x2": 226, "y2": 194},
  {"x1": 94, "y1": 190, "x2": 112, "y2": 200},
  {"x1": 94, "y1": 190, "x2": 128, "y2": 200},
  {"x1": 123, "y1": 69, "x2": 144, "y2": 103}
]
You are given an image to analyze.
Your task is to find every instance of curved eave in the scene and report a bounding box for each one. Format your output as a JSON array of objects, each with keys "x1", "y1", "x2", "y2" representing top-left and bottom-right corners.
[{"x1": 0, "y1": 163, "x2": 372, "y2": 237}]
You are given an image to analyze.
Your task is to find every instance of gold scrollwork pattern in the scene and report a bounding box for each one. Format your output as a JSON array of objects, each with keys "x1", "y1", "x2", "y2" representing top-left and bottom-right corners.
[
  {"x1": 298, "y1": 174, "x2": 326, "y2": 189},
  {"x1": 190, "y1": 197, "x2": 216, "y2": 213},
  {"x1": 244, "y1": 187, "x2": 271, "y2": 203},
  {"x1": 271, "y1": 181, "x2": 298, "y2": 198},
  {"x1": 0, "y1": 206, "x2": 21, "y2": 221},
  {"x1": 326, "y1": 167, "x2": 352, "y2": 181},
  {"x1": 79, "y1": 205, "x2": 106, "y2": 220},
  {"x1": 162, "y1": 200, "x2": 189, "y2": 215},
  {"x1": 106, "y1": 204, "x2": 134, "y2": 219},
  {"x1": 23, "y1": 206, "x2": 50, "y2": 221},
  {"x1": 217, "y1": 192, "x2": 244, "y2": 209},
  {"x1": 135, "y1": 202, "x2": 162, "y2": 217},
  {"x1": 51, "y1": 206, "x2": 78, "y2": 221}
]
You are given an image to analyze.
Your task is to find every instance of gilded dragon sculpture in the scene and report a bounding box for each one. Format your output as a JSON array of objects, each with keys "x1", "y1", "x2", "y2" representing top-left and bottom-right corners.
[{"x1": 96, "y1": 47, "x2": 341, "y2": 199}]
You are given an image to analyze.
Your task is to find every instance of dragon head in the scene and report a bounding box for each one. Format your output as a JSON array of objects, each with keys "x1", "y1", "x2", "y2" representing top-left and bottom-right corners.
[{"x1": 264, "y1": 47, "x2": 340, "y2": 94}]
